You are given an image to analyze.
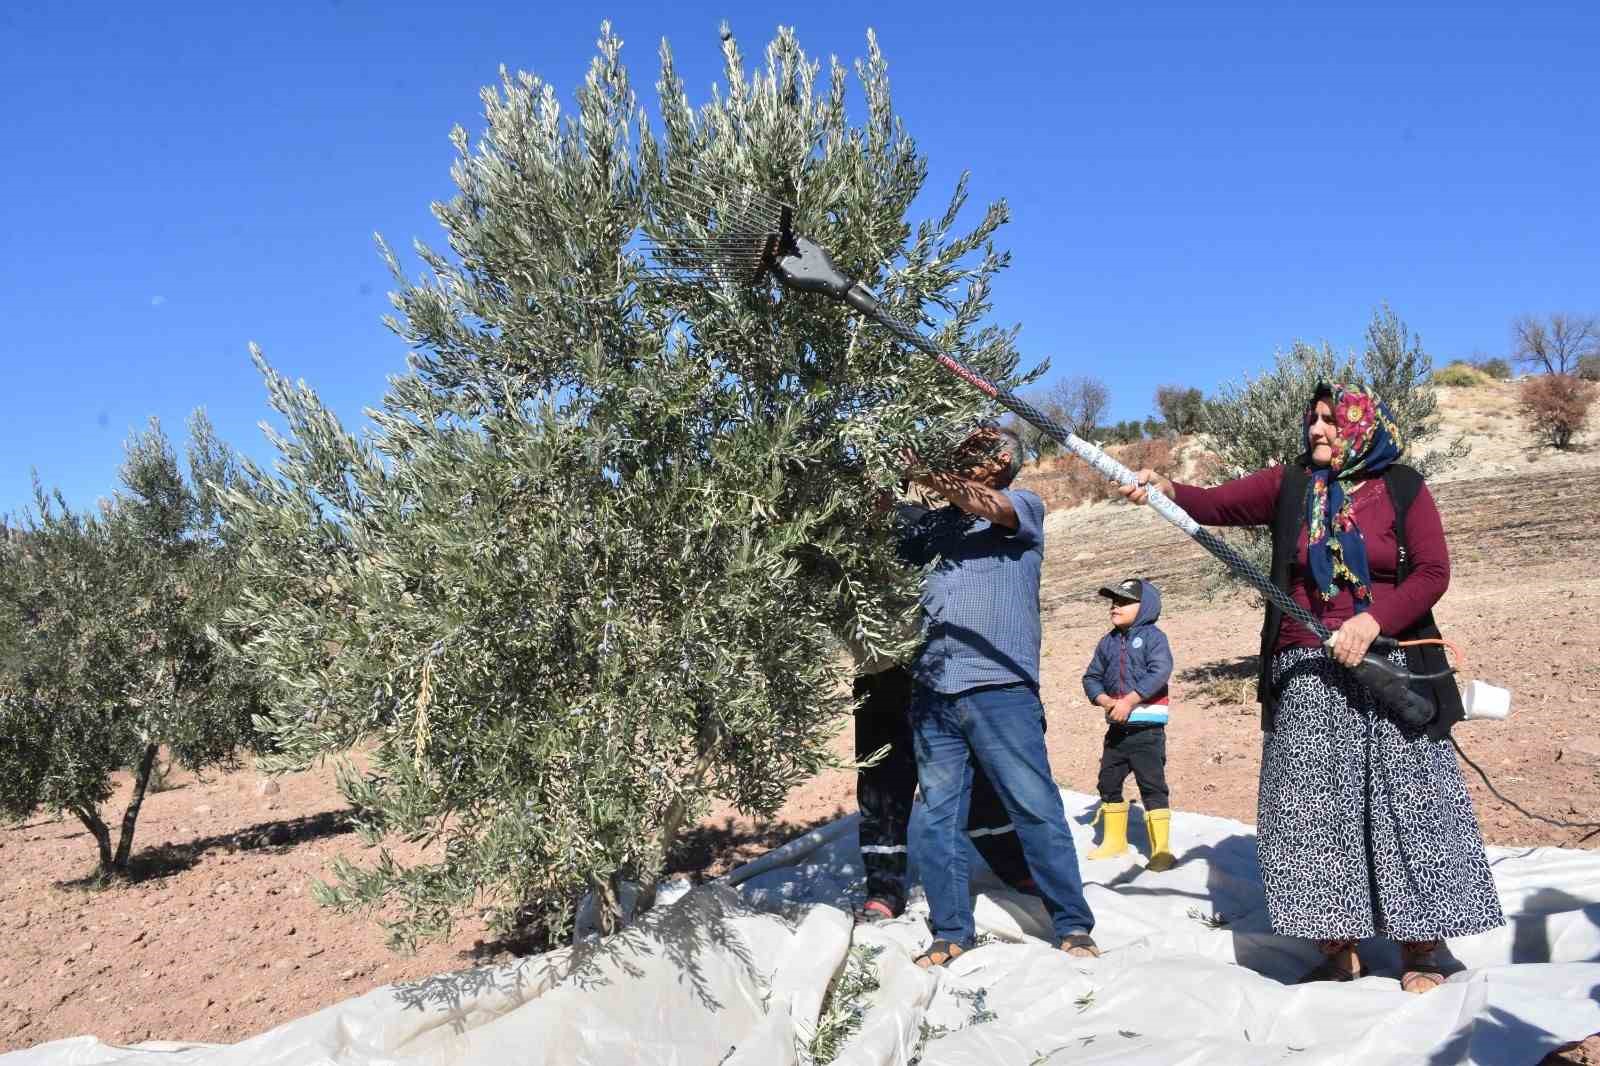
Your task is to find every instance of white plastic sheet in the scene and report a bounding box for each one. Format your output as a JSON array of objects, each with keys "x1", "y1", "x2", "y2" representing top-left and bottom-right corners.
[{"x1": 8, "y1": 792, "x2": 1599, "y2": 1065}]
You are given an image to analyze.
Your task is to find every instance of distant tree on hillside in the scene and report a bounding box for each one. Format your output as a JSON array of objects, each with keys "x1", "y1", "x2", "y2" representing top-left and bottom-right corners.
[
  {"x1": 1154, "y1": 384, "x2": 1205, "y2": 434},
  {"x1": 0, "y1": 415, "x2": 268, "y2": 876},
  {"x1": 1472, "y1": 356, "x2": 1513, "y2": 381},
  {"x1": 1002, "y1": 375, "x2": 1109, "y2": 464},
  {"x1": 1096, "y1": 419, "x2": 1146, "y2": 444},
  {"x1": 1512, "y1": 313, "x2": 1600, "y2": 375}
]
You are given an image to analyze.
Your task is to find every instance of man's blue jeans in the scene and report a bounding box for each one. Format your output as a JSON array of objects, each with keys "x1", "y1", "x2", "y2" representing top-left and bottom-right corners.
[{"x1": 910, "y1": 682, "x2": 1094, "y2": 947}]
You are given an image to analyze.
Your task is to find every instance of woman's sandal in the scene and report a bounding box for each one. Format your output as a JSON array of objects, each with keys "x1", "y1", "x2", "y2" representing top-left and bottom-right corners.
[
  {"x1": 914, "y1": 939, "x2": 967, "y2": 969},
  {"x1": 1059, "y1": 933, "x2": 1101, "y2": 958},
  {"x1": 1301, "y1": 953, "x2": 1362, "y2": 983},
  {"x1": 1300, "y1": 941, "x2": 1362, "y2": 983},
  {"x1": 1399, "y1": 962, "x2": 1446, "y2": 994},
  {"x1": 1400, "y1": 943, "x2": 1447, "y2": 994}
]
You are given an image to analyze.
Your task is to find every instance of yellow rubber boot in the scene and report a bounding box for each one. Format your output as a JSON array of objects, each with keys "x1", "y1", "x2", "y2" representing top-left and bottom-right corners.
[
  {"x1": 1086, "y1": 801, "x2": 1130, "y2": 859},
  {"x1": 1145, "y1": 808, "x2": 1176, "y2": 871}
]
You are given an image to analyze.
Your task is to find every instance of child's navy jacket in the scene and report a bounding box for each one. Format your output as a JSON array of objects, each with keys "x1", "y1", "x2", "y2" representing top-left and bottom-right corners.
[{"x1": 1081, "y1": 580, "x2": 1173, "y2": 725}]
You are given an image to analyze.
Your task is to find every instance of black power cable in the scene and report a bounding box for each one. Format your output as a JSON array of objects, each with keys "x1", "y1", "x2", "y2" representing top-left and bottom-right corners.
[{"x1": 1451, "y1": 736, "x2": 1600, "y2": 844}]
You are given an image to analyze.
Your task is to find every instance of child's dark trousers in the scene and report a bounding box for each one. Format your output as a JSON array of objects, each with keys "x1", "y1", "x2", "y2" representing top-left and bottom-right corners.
[{"x1": 1096, "y1": 723, "x2": 1169, "y2": 810}]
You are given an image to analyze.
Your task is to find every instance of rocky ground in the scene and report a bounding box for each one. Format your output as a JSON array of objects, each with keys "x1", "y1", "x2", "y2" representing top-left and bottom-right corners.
[{"x1": 2, "y1": 381, "x2": 1597, "y2": 1059}]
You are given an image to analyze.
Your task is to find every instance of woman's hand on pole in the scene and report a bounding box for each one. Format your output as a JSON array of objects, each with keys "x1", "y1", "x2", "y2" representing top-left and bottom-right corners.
[
  {"x1": 1327, "y1": 612, "x2": 1382, "y2": 667},
  {"x1": 1118, "y1": 468, "x2": 1173, "y2": 506}
]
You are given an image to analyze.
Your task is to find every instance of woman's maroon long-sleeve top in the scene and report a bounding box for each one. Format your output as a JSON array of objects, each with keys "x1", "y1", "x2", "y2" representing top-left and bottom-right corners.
[{"x1": 1169, "y1": 466, "x2": 1450, "y2": 652}]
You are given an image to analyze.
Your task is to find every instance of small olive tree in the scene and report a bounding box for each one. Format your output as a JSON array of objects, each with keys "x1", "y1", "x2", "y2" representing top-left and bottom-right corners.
[
  {"x1": 222, "y1": 25, "x2": 1031, "y2": 949},
  {"x1": 0, "y1": 414, "x2": 268, "y2": 875}
]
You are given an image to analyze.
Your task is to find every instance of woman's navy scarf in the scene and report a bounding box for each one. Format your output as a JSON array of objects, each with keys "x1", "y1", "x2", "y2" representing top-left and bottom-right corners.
[{"x1": 1303, "y1": 384, "x2": 1405, "y2": 609}]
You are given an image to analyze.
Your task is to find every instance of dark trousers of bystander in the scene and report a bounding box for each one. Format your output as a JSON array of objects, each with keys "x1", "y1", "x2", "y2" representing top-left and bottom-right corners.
[{"x1": 855, "y1": 666, "x2": 1034, "y2": 913}]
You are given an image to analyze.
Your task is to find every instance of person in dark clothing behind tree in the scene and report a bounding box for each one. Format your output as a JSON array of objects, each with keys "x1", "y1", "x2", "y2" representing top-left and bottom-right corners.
[
  {"x1": 851, "y1": 501, "x2": 1039, "y2": 924},
  {"x1": 1081, "y1": 576, "x2": 1176, "y2": 871},
  {"x1": 1118, "y1": 382, "x2": 1503, "y2": 993}
]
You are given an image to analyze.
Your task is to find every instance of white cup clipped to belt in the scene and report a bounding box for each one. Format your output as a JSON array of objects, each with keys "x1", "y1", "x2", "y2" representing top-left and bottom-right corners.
[{"x1": 1461, "y1": 679, "x2": 1512, "y2": 721}]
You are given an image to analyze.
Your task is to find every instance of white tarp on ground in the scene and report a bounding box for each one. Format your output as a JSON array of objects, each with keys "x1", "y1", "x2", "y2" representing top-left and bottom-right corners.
[{"x1": 8, "y1": 791, "x2": 1600, "y2": 1066}]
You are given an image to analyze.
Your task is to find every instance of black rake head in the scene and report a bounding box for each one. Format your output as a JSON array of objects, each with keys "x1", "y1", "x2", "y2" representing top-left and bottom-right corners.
[
  {"x1": 642, "y1": 173, "x2": 793, "y2": 288},
  {"x1": 643, "y1": 171, "x2": 859, "y2": 301}
]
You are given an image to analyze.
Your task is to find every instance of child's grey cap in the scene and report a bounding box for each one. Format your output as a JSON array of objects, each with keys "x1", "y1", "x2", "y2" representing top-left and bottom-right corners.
[{"x1": 1097, "y1": 577, "x2": 1145, "y2": 604}]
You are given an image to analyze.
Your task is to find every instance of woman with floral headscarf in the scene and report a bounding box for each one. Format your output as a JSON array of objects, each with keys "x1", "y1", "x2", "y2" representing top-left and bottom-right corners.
[{"x1": 1120, "y1": 384, "x2": 1503, "y2": 993}]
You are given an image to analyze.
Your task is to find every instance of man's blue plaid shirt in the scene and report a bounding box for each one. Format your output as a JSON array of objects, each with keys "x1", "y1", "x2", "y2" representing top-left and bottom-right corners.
[{"x1": 901, "y1": 488, "x2": 1046, "y2": 695}]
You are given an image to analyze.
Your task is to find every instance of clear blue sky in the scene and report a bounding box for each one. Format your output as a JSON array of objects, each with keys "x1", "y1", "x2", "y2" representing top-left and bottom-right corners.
[{"x1": 3, "y1": 1, "x2": 1595, "y2": 514}]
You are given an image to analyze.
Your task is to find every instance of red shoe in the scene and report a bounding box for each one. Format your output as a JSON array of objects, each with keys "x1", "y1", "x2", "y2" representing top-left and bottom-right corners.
[{"x1": 854, "y1": 897, "x2": 900, "y2": 923}]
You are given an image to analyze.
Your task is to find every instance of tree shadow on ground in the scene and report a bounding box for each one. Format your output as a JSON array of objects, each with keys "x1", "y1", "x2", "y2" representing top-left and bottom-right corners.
[
  {"x1": 394, "y1": 812, "x2": 858, "y2": 1039},
  {"x1": 394, "y1": 883, "x2": 769, "y2": 1039},
  {"x1": 663, "y1": 807, "x2": 851, "y2": 882},
  {"x1": 1175, "y1": 654, "x2": 1259, "y2": 704},
  {"x1": 1431, "y1": 1003, "x2": 1600, "y2": 1066},
  {"x1": 53, "y1": 808, "x2": 357, "y2": 887},
  {"x1": 456, "y1": 808, "x2": 852, "y2": 965}
]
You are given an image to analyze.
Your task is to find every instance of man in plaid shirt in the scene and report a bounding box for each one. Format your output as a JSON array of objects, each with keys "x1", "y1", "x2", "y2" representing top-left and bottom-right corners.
[{"x1": 900, "y1": 426, "x2": 1099, "y2": 967}]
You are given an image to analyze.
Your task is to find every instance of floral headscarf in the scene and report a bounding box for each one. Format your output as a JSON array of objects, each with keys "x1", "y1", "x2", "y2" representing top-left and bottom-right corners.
[{"x1": 1303, "y1": 383, "x2": 1404, "y2": 609}]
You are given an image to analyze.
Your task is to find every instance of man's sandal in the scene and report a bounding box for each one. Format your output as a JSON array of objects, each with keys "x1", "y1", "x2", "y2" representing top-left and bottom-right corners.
[
  {"x1": 913, "y1": 939, "x2": 966, "y2": 969},
  {"x1": 1059, "y1": 933, "x2": 1101, "y2": 958}
]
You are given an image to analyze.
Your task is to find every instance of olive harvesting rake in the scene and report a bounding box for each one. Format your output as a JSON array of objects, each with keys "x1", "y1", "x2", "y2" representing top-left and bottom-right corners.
[{"x1": 642, "y1": 176, "x2": 1451, "y2": 727}]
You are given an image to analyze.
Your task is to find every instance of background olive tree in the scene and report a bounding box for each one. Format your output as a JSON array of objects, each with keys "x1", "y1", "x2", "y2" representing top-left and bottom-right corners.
[
  {"x1": 221, "y1": 25, "x2": 1035, "y2": 949},
  {"x1": 0, "y1": 414, "x2": 268, "y2": 876},
  {"x1": 1195, "y1": 306, "x2": 1468, "y2": 590},
  {"x1": 1153, "y1": 384, "x2": 1205, "y2": 434}
]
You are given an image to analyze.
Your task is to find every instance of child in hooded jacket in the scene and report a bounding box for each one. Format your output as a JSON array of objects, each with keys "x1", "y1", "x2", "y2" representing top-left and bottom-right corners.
[{"x1": 1081, "y1": 576, "x2": 1177, "y2": 870}]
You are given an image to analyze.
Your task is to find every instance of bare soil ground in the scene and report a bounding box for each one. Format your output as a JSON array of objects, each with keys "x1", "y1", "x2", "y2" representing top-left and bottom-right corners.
[{"x1": 3, "y1": 383, "x2": 1598, "y2": 1057}]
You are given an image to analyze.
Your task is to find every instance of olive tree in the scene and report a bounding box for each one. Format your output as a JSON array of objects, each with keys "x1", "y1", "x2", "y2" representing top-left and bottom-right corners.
[
  {"x1": 221, "y1": 24, "x2": 1032, "y2": 949},
  {"x1": 0, "y1": 414, "x2": 268, "y2": 875}
]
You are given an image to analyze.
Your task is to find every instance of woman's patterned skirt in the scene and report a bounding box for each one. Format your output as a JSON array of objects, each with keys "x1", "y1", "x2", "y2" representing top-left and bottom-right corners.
[{"x1": 1256, "y1": 645, "x2": 1505, "y2": 942}]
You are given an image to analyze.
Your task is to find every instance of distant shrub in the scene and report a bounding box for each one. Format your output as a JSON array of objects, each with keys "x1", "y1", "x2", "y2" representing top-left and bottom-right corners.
[
  {"x1": 1120, "y1": 437, "x2": 1174, "y2": 473},
  {"x1": 1578, "y1": 354, "x2": 1600, "y2": 382},
  {"x1": 1432, "y1": 362, "x2": 1491, "y2": 387},
  {"x1": 1519, "y1": 373, "x2": 1597, "y2": 450},
  {"x1": 1474, "y1": 357, "x2": 1513, "y2": 380}
]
